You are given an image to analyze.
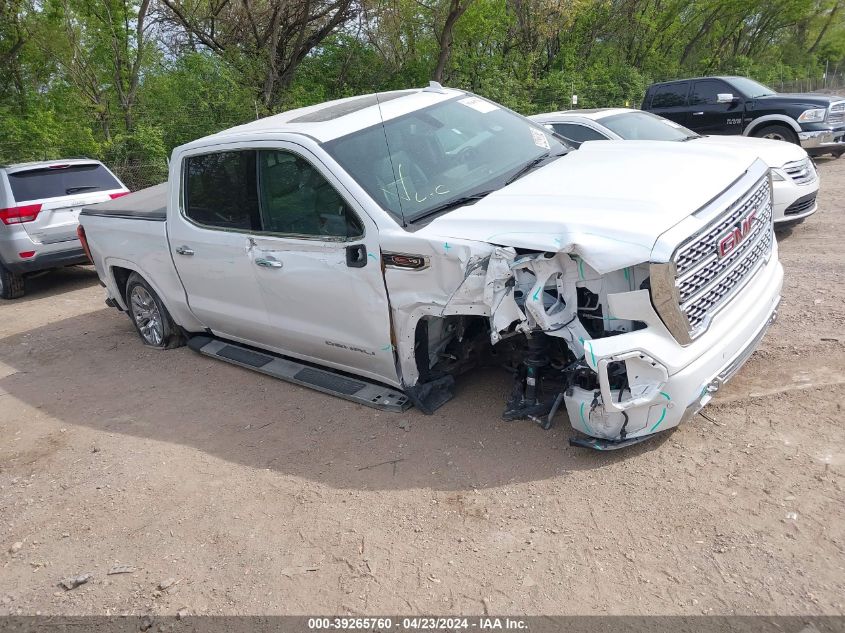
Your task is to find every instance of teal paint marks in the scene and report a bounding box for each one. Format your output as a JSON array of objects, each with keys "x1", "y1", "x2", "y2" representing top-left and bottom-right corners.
[
  {"x1": 660, "y1": 391, "x2": 671, "y2": 401},
  {"x1": 623, "y1": 267, "x2": 630, "y2": 282},
  {"x1": 368, "y1": 252, "x2": 377, "y2": 260},
  {"x1": 443, "y1": 242, "x2": 452, "y2": 252},
  {"x1": 381, "y1": 344, "x2": 395, "y2": 352},
  {"x1": 579, "y1": 402, "x2": 594, "y2": 434},
  {"x1": 649, "y1": 407, "x2": 667, "y2": 432},
  {"x1": 533, "y1": 285, "x2": 541, "y2": 301},
  {"x1": 578, "y1": 258, "x2": 585, "y2": 280},
  {"x1": 585, "y1": 340, "x2": 596, "y2": 367}
]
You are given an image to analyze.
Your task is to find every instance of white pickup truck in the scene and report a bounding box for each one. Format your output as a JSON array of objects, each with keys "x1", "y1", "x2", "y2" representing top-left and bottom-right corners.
[{"x1": 79, "y1": 85, "x2": 783, "y2": 450}]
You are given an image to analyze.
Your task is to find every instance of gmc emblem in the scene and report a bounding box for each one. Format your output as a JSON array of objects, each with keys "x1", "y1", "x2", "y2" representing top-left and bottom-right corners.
[{"x1": 717, "y1": 210, "x2": 758, "y2": 258}]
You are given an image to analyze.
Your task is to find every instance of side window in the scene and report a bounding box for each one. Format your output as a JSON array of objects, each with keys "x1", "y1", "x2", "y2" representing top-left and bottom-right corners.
[
  {"x1": 551, "y1": 123, "x2": 609, "y2": 147},
  {"x1": 650, "y1": 83, "x2": 689, "y2": 108},
  {"x1": 257, "y1": 150, "x2": 363, "y2": 239},
  {"x1": 184, "y1": 151, "x2": 260, "y2": 230},
  {"x1": 690, "y1": 80, "x2": 731, "y2": 106}
]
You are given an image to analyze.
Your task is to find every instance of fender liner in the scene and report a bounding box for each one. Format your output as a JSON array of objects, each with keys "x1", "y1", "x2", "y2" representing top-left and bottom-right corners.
[{"x1": 743, "y1": 115, "x2": 801, "y2": 136}]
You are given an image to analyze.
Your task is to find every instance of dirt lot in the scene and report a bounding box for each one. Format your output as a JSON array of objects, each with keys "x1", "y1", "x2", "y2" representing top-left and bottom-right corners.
[{"x1": 1, "y1": 158, "x2": 844, "y2": 618}]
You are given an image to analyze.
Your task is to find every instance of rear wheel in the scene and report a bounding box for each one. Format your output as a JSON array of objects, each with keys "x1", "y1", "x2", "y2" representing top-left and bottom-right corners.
[
  {"x1": 753, "y1": 124, "x2": 799, "y2": 145},
  {"x1": 125, "y1": 272, "x2": 184, "y2": 349},
  {"x1": 0, "y1": 261, "x2": 25, "y2": 300}
]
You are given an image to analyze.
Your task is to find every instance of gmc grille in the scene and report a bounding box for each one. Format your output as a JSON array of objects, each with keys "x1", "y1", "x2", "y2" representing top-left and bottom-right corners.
[{"x1": 650, "y1": 175, "x2": 774, "y2": 344}]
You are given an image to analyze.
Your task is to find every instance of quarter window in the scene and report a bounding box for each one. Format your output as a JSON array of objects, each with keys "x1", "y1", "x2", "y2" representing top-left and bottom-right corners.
[
  {"x1": 257, "y1": 150, "x2": 363, "y2": 238},
  {"x1": 650, "y1": 83, "x2": 689, "y2": 108},
  {"x1": 184, "y1": 151, "x2": 260, "y2": 230}
]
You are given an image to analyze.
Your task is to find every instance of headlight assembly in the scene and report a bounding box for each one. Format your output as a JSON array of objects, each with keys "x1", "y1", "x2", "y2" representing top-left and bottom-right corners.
[{"x1": 797, "y1": 108, "x2": 827, "y2": 123}]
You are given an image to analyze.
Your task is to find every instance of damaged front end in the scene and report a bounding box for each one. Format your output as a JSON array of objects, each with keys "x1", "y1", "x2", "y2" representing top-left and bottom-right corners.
[{"x1": 392, "y1": 243, "x2": 676, "y2": 449}]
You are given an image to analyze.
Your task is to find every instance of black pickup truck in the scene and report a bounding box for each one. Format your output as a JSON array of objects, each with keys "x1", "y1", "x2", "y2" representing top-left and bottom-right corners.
[{"x1": 642, "y1": 76, "x2": 845, "y2": 157}]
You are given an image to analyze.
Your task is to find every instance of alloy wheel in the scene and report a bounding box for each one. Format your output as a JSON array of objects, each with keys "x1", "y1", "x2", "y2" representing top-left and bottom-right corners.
[{"x1": 130, "y1": 285, "x2": 164, "y2": 346}]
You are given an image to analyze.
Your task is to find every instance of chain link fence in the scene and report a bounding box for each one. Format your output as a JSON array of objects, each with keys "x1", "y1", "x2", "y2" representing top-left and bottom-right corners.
[{"x1": 109, "y1": 160, "x2": 169, "y2": 191}]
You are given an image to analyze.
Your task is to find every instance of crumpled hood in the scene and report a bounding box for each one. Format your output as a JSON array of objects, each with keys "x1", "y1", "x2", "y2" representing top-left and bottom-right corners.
[
  {"x1": 418, "y1": 140, "x2": 758, "y2": 274},
  {"x1": 694, "y1": 134, "x2": 807, "y2": 167}
]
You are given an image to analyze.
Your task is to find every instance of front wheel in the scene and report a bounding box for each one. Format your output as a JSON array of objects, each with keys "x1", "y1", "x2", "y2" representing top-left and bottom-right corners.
[
  {"x1": 0, "y1": 261, "x2": 25, "y2": 300},
  {"x1": 753, "y1": 124, "x2": 799, "y2": 145},
  {"x1": 125, "y1": 272, "x2": 184, "y2": 349}
]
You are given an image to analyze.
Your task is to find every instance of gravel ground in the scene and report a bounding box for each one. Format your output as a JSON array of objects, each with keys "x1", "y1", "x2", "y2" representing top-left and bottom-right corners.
[{"x1": 0, "y1": 156, "x2": 843, "y2": 617}]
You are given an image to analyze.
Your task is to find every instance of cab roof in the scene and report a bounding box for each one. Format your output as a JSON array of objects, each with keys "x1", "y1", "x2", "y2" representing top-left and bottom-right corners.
[
  {"x1": 531, "y1": 108, "x2": 634, "y2": 121},
  {"x1": 182, "y1": 86, "x2": 468, "y2": 150}
]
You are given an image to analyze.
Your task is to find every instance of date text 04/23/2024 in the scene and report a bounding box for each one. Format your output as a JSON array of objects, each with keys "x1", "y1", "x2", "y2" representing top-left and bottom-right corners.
[{"x1": 307, "y1": 617, "x2": 528, "y2": 630}]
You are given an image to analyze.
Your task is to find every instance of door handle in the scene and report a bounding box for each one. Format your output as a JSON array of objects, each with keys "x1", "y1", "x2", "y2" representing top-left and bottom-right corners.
[
  {"x1": 255, "y1": 257, "x2": 283, "y2": 269},
  {"x1": 692, "y1": 112, "x2": 704, "y2": 116},
  {"x1": 175, "y1": 245, "x2": 194, "y2": 256}
]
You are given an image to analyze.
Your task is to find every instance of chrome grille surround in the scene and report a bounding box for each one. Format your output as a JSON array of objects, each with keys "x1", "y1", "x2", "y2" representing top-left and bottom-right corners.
[
  {"x1": 649, "y1": 161, "x2": 774, "y2": 346},
  {"x1": 828, "y1": 101, "x2": 845, "y2": 125},
  {"x1": 782, "y1": 157, "x2": 817, "y2": 185}
]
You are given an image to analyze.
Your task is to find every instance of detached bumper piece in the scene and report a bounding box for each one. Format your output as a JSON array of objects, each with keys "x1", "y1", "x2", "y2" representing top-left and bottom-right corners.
[
  {"x1": 569, "y1": 432, "x2": 662, "y2": 451},
  {"x1": 187, "y1": 336, "x2": 411, "y2": 412}
]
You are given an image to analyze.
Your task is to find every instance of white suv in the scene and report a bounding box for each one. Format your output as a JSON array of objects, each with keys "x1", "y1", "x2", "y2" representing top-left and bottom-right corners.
[{"x1": 0, "y1": 159, "x2": 129, "y2": 299}]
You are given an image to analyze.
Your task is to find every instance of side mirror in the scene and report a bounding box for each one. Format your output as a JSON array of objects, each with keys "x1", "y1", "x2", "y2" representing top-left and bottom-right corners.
[{"x1": 717, "y1": 93, "x2": 736, "y2": 104}]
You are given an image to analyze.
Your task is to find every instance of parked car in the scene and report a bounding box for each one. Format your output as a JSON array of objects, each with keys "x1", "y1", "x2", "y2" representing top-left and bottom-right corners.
[
  {"x1": 530, "y1": 108, "x2": 819, "y2": 226},
  {"x1": 79, "y1": 85, "x2": 782, "y2": 450},
  {"x1": 641, "y1": 76, "x2": 845, "y2": 157},
  {"x1": 0, "y1": 159, "x2": 129, "y2": 299}
]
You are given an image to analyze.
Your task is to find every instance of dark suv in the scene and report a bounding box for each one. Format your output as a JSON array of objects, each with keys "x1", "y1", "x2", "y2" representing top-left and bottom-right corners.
[{"x1": 642, "y1": 76, "x2": 845, "y2": 157}]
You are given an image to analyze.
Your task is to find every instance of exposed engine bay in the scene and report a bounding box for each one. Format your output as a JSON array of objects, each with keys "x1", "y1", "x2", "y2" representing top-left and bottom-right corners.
[{"x1": 403, "y1": 247, "x2": 660, "y2": 448}]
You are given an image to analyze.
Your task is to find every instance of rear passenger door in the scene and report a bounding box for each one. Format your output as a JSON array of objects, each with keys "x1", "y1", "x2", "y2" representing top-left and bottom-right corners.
[
  {"x1": 688, "y1": 79, "x2": 744, "y2": 135},
  {"x1": 645, "y1": 81, "x2": 691, "y2": 128},
  {"x1": 247, "y1": 146, "x2": 399, "y2": 387},
  {"x1": 168, "y1": 149, "x2": 271, "y2": 345}
]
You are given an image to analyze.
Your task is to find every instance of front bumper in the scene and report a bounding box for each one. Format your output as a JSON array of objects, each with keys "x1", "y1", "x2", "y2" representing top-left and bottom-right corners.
[
  {"x1": 798, "y1": 128, "x2": 845, "y2": 154},
  {"x1": 564, "y1": 252, "x2": 784, "y2": 440},
  {"x1": 772, "y1": 178, "x2": 819, "y2": 224}
]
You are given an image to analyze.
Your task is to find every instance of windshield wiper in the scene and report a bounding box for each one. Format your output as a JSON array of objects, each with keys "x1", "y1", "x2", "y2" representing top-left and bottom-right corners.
[
  {"x1": 65, "y1": 185, "x2": 100, "y2": 194},
  {"x1": 679, "y1": 135, "x2": 700, "y2": 141},
  {"x1": 408, "y1": 191, "x2": 494, "y2": 224},
  {"x1": 505, "y1": 150, "x2": 567, "y2": 186}
]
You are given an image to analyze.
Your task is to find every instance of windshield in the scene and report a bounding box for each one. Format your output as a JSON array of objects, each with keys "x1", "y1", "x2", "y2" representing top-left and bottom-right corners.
[
  {"x1": 728, "y1": 77, "x2": 776, "y2": 98},
  {"x1": 323, "y1": 95, "x2": 566, "y2": 224},
  {"x1": 599, "y1": 111, "x2": 698, "y2": 141}
]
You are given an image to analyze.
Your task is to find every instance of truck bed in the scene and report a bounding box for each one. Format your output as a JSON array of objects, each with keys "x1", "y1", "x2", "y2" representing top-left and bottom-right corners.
[{"x1": 80, "y1": 183, "x2": 167, "y2": 221}]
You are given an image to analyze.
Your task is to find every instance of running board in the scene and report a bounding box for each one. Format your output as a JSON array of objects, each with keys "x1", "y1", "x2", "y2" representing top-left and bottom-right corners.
[{"x1": 187, "y1": 336, "x2": 411, "y2": 413}]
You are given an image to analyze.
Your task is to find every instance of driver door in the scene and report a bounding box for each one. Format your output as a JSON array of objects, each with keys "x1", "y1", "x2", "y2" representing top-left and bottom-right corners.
[{"x1": 689, "y1": 79, "x2": 744, "y2": 135}]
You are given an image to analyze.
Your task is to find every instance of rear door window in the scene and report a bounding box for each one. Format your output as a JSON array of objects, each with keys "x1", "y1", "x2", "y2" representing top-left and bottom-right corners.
[
  {"x1": 650, "y1": 83, "x2": 689, "y2": 108},
  {"x1": 550, "y1": 123, "x2": 610, "y2": 146},
  {"x1": 183, "y1": 151, "x2": 260, "y2": 231},
  {"x1": 8, "y1": 164, "x2": 121, "y2": 202}
]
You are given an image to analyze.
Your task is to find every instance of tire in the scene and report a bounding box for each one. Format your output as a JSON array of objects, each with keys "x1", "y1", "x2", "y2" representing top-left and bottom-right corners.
[
  {"x1": 0, "y1": 261, "x2": 25, "y2": 300},
  {"x1": 125, "y1": 272, "x2": 184, "y2": 349},
  {"x1": 752, "y1": 124, "x2": 799, "y2": 145}
]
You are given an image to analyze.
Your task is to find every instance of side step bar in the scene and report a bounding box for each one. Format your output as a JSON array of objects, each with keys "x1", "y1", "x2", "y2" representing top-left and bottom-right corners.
[{"x1": 187, "y1": 336, "x2": 411, "y2": 413}]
